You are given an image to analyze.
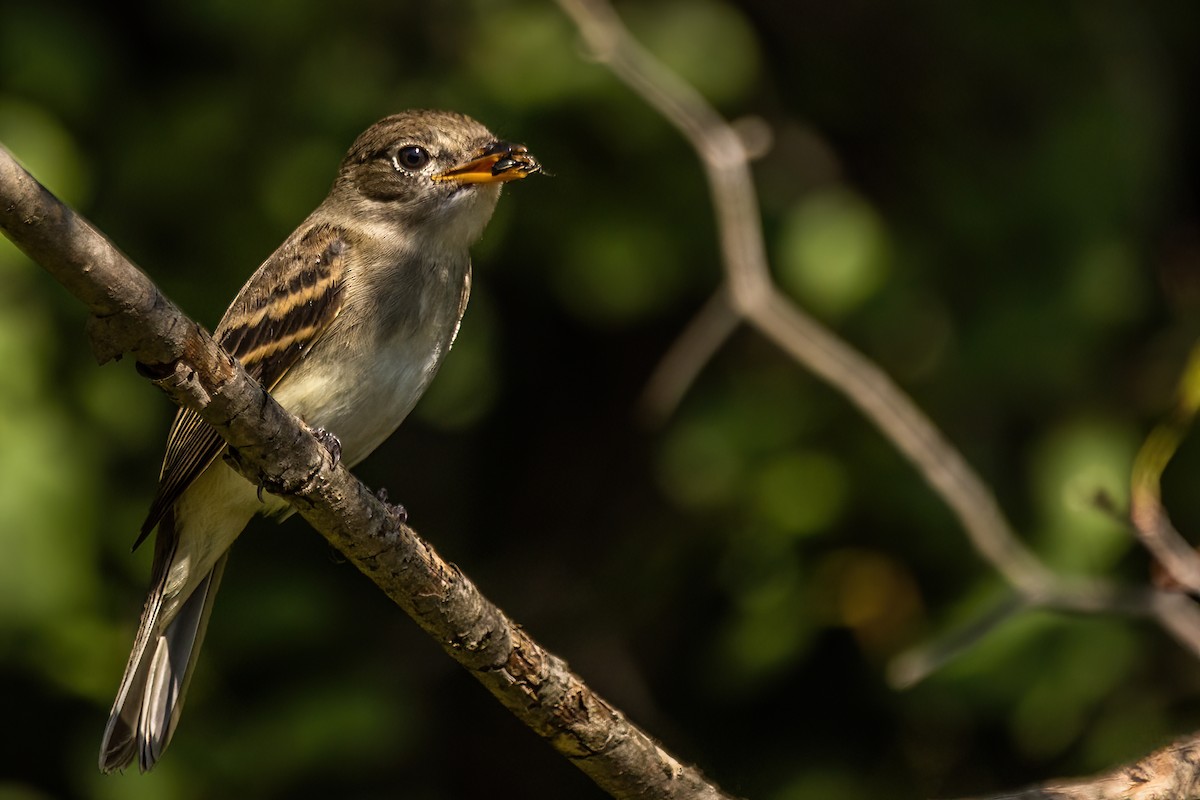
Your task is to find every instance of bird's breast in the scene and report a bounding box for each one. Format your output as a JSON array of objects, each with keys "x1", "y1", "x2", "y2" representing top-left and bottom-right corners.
[{"x1": 271, "y1": 251, "x2": 471, "y2": 467}]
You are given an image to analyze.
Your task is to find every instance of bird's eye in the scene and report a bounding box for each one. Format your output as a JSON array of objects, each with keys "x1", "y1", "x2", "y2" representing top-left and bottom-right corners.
[{"x1": 392, "y1": 145, "x2": 431, "y2": 172}]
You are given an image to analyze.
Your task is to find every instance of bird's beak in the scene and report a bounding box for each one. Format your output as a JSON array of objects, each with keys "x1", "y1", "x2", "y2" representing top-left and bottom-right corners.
[{"x1": 433, "y1": 141, "x2": 542, "y2": 185}]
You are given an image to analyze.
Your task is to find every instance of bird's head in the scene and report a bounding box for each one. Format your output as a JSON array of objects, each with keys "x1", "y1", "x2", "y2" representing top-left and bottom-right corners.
[{"x1": 334, "y1": 109, "x2": 540, "y2": 248}]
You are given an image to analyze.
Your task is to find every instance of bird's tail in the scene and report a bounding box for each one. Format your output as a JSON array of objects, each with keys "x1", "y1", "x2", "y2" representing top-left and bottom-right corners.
[{"x1": 98, "y1": 530, "x2": 228, "y2": 774}]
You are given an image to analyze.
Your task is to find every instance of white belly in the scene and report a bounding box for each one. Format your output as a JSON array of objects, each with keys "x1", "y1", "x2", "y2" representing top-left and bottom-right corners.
[{"x1": 271, "y1": 326, "x2": 450, "y2": 468}]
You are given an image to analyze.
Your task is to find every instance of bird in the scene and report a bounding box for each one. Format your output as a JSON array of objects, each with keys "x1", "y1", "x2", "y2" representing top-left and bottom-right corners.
[{"x1": 98, "y1": 109, "x2": 541, "y2": 773}]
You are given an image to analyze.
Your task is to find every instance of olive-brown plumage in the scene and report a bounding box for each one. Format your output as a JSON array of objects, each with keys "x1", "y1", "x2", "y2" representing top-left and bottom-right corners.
[{"x1": 99, "y1": 110, "x2": 539, "y2": 773}]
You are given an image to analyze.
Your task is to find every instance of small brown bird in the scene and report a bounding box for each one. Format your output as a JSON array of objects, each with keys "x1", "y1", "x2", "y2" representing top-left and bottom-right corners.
[{"x1": 99, "y1": 109, "x2": 540, "y2": 773}]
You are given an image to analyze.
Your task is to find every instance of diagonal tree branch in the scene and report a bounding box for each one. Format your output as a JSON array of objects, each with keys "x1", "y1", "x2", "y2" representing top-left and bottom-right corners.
[{"x1": 0, "y1": 144, "x2": 735, "y2": 800}]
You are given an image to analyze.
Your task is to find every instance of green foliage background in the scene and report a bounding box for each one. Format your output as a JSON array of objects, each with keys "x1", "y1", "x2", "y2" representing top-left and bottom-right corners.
[{"x1": 3, "y1": 1, "x2": 1200, "y2": 798}]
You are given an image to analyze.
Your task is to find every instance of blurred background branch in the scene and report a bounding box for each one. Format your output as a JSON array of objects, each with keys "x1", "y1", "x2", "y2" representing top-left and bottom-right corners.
[
  {"x1": 555, "y1": 0, "x2": 1200, "y2": 796},
  {"x1": 553, "y1": 0, "x2": 1200, "y2": 661},
  {"x1": 1131, "y1": 343, "x2": 1200, "y2": 594}
]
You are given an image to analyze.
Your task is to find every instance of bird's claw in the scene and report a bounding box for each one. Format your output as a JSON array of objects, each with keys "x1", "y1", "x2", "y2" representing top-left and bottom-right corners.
[
  {"x1": 375, "y1": 487, "x2": 408, "y2": 525},
  {"x1": 309, "y1": 426, "x2": 342, "y2": 468}
]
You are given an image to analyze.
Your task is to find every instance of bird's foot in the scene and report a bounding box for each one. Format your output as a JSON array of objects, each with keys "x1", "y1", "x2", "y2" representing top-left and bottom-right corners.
[
  {"x1": 308, "y1": 426, "x2": 342, "y2": 468},
  {"x1": 375, "y1": 487, "x2": 409, "y2": 525}
]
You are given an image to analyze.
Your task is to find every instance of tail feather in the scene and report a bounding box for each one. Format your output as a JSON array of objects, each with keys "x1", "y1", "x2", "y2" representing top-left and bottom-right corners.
[
  {"x1": 99, "y1": 553, "x2": 228, "y2": 773},
  {"x1": 101, "y1": 463, "x2": 263, "y2": 773}
]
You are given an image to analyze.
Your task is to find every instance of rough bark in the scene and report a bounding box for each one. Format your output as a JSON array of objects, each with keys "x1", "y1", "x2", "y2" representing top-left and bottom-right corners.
[{"x1": 0, "y1": 145, "x2": 734, "y2": 800}]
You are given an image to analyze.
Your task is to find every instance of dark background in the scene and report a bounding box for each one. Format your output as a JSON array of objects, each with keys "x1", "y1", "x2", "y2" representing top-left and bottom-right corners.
[{"x1": 3, "y1": 1, "x2": 1200, "y2": 798}]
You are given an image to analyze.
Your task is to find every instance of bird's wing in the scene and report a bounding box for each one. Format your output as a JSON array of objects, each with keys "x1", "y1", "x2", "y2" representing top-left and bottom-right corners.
[{"x1": 133, "y1": 223, "x2": 349, "y2": 549}]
